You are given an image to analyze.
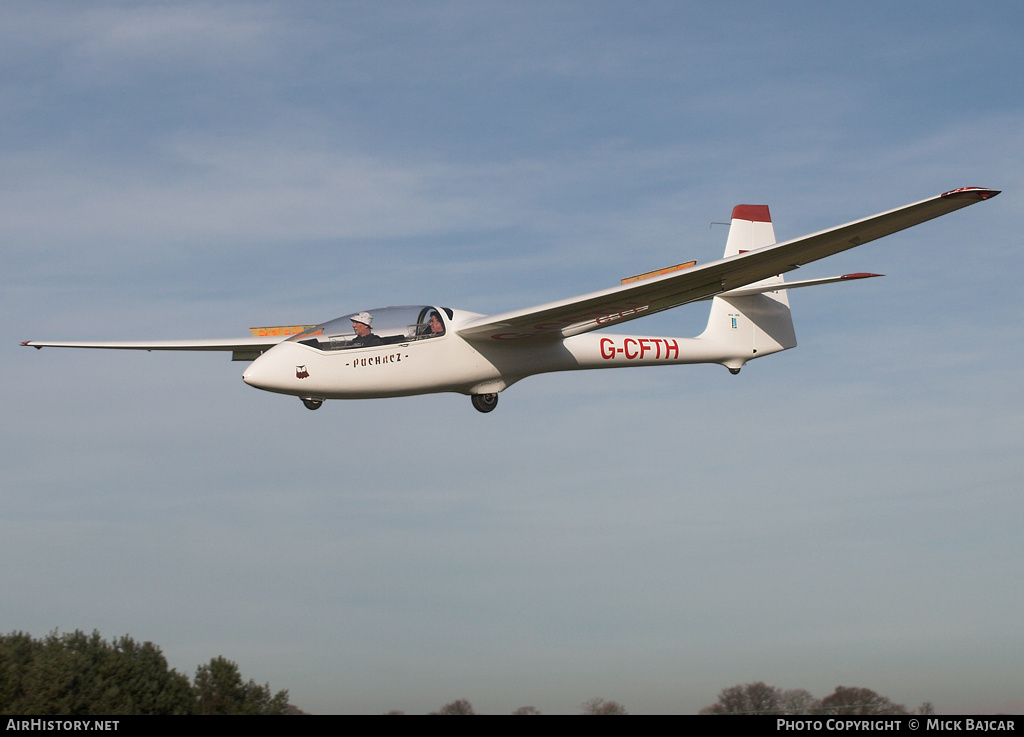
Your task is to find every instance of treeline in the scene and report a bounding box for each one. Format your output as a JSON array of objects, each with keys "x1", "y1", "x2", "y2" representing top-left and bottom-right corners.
[
  {"x1": 419, "y1": 690, "x2": 927, "y2": 715},
  {"x1": 388, "y1": 697, "x2": 626, "y2": 715},
  {"x1": 2, "y1": 631, "x2": 935, "y2": 716},
  {"x1": 699, "y1": 681, "x2": 933, "y2": 715},
  {"x1": 0, "y1": 630, "x2": 290, "y2": 715}
]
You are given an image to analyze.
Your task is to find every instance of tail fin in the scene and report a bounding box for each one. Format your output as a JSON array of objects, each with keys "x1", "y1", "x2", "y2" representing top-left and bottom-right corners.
[{"x1": 699, "y1": 204, "x2": 796, "y2": 372}]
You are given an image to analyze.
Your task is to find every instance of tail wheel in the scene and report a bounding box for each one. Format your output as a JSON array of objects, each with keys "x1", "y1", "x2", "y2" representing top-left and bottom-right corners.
[
  {"x1": 471, "y1": 393, "x2": 498, "y2": 413},
  {"x1": 301, "y1": 397, "x2": 323, "y2": 410}
]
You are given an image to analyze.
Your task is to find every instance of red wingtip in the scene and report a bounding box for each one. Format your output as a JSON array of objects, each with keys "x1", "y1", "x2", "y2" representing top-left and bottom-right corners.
[
  {"x1": 840, "y1": 273, "x2": 884, "y2": 280},
  {"x1": 731, "y1": 204, "x2": 771, "y2": 222},
  {"x1": 940, "y1": 187, "x2": 1000, "y2": 200}
]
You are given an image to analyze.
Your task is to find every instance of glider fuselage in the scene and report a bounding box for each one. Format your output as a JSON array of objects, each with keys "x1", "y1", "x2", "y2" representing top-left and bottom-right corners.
[{"x1": 241, "y1": 307, "x2": 730, "y2": 401}]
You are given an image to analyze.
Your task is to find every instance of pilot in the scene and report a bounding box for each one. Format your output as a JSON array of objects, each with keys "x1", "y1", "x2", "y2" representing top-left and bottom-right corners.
[
  {"x1": 350, "y1": 312, "x2": 382, "y2": 347},
  {"x1": 426, "y1": 311, "x2": 445, "y2": 337}
]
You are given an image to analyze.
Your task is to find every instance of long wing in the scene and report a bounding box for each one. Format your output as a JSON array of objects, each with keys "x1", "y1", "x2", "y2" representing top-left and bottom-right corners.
[
  {"x1": 20, "y1": 336, "x2": 285, "y2": 361},
  {"x1": 457, "y1": 187, "x2": 998, "y2": 342},
  {"x1": 22, "y1": 322, "x2": 316, "y2": 360},
  {"x1": 21, "y1": 337, "x2": 277, "y2": 351}
]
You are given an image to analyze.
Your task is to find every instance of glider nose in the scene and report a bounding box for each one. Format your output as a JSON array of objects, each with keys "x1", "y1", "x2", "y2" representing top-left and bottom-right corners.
[
  {"x1": 242, "y1": 340, "x2": 317, "y2": 395},
  {"x1": 241, "y1": 355, "x2": 268, "y2": 389},
  {"x1": 242, "y1": 346, "x2": 291, "y2": 393}
]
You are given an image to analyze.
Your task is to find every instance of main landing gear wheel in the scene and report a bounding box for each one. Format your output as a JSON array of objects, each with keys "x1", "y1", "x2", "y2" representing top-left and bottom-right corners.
[
  {"x1": 301, "y1": 397, "x2": 323, "y2": 410},
  {"x1": 471, "y1": 393, "x2": 498, "y2": 413}
]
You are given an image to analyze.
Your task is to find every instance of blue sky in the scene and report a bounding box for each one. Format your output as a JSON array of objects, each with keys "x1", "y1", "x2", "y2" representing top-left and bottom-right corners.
[{"x1": 3, "y1": 1, "x2": 1022, "y2": 714}]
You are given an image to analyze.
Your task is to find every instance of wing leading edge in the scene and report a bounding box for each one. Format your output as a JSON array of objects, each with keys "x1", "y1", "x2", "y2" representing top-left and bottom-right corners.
[
  {"x1": 20, "y1": 336, "x2": 284, "y2": 362},
  {"x1": 21, "y1": 323, "x2": 315, "y2": 359},
  {"x1": 457, "y1": 187, "x2": 999, "y2": 342}
]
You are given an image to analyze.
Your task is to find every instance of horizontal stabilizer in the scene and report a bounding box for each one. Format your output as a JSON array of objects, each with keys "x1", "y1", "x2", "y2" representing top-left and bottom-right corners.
[{"x1": 718, "y1": 272, "x2": 882, "y2": 298}]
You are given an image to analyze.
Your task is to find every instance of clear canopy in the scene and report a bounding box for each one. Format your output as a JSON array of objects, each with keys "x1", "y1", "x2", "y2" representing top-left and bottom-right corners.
[{"x1": 287, "y1": 306, "x2": 447, "y2": 351}]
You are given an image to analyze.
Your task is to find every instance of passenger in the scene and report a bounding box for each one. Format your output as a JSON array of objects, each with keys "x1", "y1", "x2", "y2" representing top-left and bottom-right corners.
[
  {"x1": 426, "y1": 311, "x2": 445, "y2": 337},
  {"x1": 350, "y1": 312, "x2": 382, "y2": 347}
]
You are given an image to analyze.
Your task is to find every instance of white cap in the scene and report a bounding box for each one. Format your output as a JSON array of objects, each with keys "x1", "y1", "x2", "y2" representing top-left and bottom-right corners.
[{"x1": 350, "y1": 311, "x2": 373, "y2": 326}]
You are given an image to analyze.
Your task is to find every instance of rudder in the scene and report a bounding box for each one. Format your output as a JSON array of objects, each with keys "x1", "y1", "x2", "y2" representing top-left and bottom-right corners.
[{"x1": 699, "y1": 204, "x2": 796, "y2": 371}]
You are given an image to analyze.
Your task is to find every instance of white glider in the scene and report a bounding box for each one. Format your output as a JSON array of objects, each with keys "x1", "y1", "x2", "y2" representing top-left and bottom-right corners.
[{"x1": 23, "y1": 187, "x2": 999, "y2": 412}]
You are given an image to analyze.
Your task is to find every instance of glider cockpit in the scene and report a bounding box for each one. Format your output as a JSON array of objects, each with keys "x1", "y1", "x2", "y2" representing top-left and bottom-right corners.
[{"x1": 288, "y1": 305, "x2": 450, "y2": 351}]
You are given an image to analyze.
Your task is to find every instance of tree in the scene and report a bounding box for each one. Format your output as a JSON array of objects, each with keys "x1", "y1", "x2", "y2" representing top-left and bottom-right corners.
[
  {"x1": 700, "y1": 682, "x2": 912, "y2": 716},
  {"x1": 0, "y1": 631, "x2": 40, "y2": 713},
  {"x1": 511, "y1": 705, "x2": 541, "y2": 714},
  {"x1": 193, "y1": 656, "x2": 289, "y2": 715},
  {"x1": 700, "y1": 682, "x2": 782, "y2": 715},
  {"x1": 1, "y1": 630, "x2": 193, "y2": 715},
  {"x1": 779, "y1": 689, "x2": 820, "y2": 715},
  {"x1": 817, "y1": 686, "x2": 907, "y2": 716},
  {"x1": 432, "y1": 698, "x2": 475, "y2": 715},
  {"x1": 1, "y1": 630, "x2": 291, "y2": 716},
  {"x1": 581, "y1": 697, "x2": 628, "y2": 715}
]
